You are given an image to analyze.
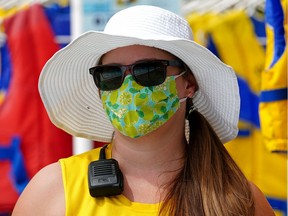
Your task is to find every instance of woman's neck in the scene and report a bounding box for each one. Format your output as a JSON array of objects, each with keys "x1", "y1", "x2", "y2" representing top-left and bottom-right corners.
[
  {"x1": 112, "y1": 132, "x2": 185, "y2": 170},
  {"x1": 111, "y1": 123, "x2": 187, "y2": 203}
]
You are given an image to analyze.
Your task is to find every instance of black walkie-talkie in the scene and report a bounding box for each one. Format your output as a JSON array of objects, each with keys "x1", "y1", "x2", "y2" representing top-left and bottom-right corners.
[{"x1": 88, "y1": 145, "x2": 124, "y2": 197}]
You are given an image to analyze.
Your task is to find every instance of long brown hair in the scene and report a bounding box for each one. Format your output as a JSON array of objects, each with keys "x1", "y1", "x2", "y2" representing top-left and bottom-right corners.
[{"x1": 159, "y1": 96, "x2": 255, "y2": 215}]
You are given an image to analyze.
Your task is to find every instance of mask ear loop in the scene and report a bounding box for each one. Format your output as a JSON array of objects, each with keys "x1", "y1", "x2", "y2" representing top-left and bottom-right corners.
[{"x1": 173, "y1": 70, "x2": 187, "y2": 80}]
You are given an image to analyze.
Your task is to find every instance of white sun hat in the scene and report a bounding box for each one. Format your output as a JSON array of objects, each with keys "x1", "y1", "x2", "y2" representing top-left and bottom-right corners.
[{"x1": 39, "y1": 5, "x2": 240, "y2": 144}]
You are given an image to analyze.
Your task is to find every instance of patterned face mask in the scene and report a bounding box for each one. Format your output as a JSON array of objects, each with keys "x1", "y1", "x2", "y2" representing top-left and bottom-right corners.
[{"x1": 101, "y1": 73, "x2": 186, "y2": 138}]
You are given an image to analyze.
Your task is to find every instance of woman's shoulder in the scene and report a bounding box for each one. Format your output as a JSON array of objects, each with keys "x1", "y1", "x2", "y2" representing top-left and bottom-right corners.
[
  {"x1": 12, "y1": 162, "x2": 64, "y2": 216},
  {"x1": 249, "y1": 181, "x2": 275, "y2": 216},
  {"x1": 12, "y1": 146, "x2": 107, "y2": 216}
]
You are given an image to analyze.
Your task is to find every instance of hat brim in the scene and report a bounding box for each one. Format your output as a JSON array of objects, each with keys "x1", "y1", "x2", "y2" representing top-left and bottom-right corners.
[{"x1": 39, "y1": 31, "x2": 240, "y2": 143}]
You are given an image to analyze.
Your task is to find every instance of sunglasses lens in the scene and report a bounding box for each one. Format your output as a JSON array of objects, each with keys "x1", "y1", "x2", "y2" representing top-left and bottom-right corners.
[
  {"x1": 92, "y1": 66, "x2": 123, "y2": 91},
  {"x1": 133, "y1": 61, "x2": 166, "y2": 86},
  {"x1": 90, "y1": 60, "x2": 170, "y2": 90}
]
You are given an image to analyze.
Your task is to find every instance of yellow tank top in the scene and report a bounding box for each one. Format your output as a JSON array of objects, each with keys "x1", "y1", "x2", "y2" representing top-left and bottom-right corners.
[{"x1": 59, "y1": 144, "x2": 160, "y2": 215}]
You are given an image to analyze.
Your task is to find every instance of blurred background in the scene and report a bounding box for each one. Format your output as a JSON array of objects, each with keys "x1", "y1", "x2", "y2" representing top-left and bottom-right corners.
[{"x1": 0, "y1": 0, "x2": 287, "y2": 215}]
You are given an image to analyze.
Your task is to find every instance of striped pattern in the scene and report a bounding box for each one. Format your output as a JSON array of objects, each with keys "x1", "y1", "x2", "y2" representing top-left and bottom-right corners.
[{"x1": 39, "y1": 5, "x2": 240, "y2": 143}]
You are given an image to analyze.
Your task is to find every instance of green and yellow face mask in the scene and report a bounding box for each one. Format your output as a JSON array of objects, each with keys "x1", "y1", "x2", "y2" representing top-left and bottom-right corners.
[{"x1": 101, "y1": 74, "x2": 186, "y2": 138}]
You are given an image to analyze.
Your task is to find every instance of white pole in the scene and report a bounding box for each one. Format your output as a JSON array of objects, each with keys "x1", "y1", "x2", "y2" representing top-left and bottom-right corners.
[{"x1": 70, "y1": 0, "x2": 83, "y2": 40}]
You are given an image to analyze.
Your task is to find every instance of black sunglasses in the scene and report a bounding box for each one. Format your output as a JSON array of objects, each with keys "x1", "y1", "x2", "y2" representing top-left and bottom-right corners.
[{"x1": 89, "y1": 59, "x2": 184, "y2": 91}]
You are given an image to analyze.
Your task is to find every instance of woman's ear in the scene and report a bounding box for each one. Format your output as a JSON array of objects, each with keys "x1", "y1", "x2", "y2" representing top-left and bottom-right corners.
[{"x1": 185, "y1": 72, "x2": 198, "y2": 98}]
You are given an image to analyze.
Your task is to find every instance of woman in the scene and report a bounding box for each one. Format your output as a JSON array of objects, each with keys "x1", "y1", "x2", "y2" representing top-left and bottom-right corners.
[{"x1": 12, "y1": 5, "x2": 274, "y2": 216}]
